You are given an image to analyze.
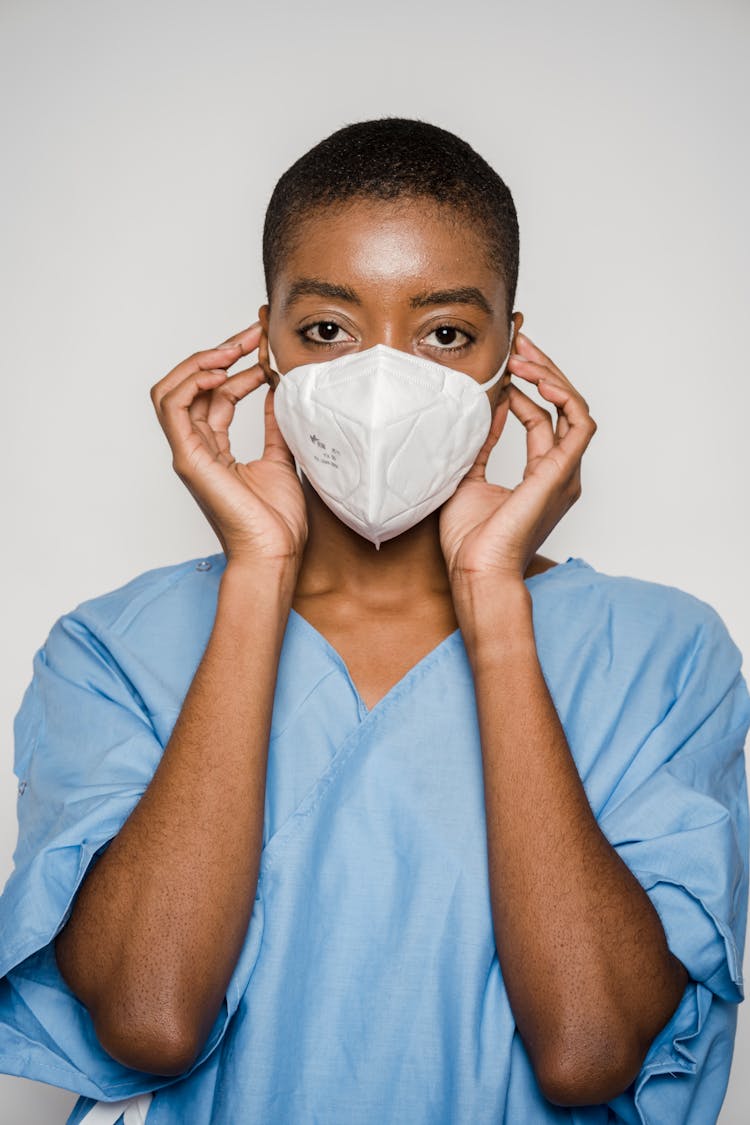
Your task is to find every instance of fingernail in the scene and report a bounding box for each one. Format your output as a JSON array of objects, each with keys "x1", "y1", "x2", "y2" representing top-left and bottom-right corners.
[{"x1": 215, "y1": 340, "x2": 239, "y2": 350}]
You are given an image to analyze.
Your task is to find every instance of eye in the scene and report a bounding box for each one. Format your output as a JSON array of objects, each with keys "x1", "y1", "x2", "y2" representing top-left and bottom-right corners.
[
  {"x1": 297, "y1": 320, "x2": 355, "y2": 346},
  {"x1": 422, "y1": 325, "x2": 474, "y2": 352}
]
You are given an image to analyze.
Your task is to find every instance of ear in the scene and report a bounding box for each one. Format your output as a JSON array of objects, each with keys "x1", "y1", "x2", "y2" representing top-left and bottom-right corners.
[
  {"x1": 499, "y1": 310, "x2": 525, "y2": 392},
  {"x1": 257, "y1": 303, "x2": 279, "y2": 389},
  {"x1": 511, "y1": 310, "x2": 524, "y2": 344}
]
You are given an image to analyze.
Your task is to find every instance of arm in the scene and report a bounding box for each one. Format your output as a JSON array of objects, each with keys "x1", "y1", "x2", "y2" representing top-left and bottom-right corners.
[
  {"x1": 55, "y1": 320, "x2": 307, "y2": 1075},
  {"x1": 55, "y1": 561, "x2": 295, "y2": 1076},
  {"x1": 440, "y1": 327, "x2": 686, "y2": 1105},
  {"x1": 453, "y1": 574, "x2": 688, "y2": 1105}
]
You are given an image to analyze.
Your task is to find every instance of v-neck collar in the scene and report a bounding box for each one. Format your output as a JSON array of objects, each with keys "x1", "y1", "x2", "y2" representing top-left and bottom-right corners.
[
  {"x1": 288, "y1": 606, "x2": 461, "y2": 718},
  {"x1": 285, "y1": 558, "x2": 584, "y2": 720}
]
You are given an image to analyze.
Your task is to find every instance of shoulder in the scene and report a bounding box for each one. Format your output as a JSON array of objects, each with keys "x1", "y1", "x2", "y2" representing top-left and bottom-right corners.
[
  {"x1": 24, "y1": 552, "x2": 231, "y2": 721},
  {"x1": 531, "y1": 557, "x2": 744, "y2": 677},
  {"x1": 46, "y1": 551, "x2": 228, "y2": 653}
]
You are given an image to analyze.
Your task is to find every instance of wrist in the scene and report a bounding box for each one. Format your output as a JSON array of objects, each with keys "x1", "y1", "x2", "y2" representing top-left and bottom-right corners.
[
  {"x1": 220, "y1": 556, "x2": 299, "y2": 609},
  {"x1": 451, "y1": 575, "x2": 535, "y2": 662}
]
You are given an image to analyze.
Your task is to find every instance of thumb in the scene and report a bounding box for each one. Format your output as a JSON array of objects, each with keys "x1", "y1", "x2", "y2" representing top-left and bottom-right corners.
[
  {"x1": 464, "y1": 394, "x2": 511, "y2": 481},
  {"x1": 261, "y1": 385, "x2": 297, "y2": 466}
]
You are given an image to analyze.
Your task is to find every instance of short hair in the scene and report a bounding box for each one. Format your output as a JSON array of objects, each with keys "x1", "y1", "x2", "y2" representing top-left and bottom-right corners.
[{"x1": 262, "y1": 117, "x2": 519, "y2": 322}]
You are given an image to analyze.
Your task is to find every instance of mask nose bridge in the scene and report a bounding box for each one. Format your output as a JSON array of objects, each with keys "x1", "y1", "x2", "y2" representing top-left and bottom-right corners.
[{"x1": 267, "y1": 340, "x2": 397, "y2": 374}]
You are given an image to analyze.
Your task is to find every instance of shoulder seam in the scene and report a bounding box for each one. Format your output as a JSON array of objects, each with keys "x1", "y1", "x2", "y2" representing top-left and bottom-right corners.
[{"x1": 69, "y1": 554, "x2": 223, "y2": 638}]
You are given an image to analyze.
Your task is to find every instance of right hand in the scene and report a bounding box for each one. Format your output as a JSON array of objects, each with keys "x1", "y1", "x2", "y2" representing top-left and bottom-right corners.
[{"x1": 151, "y1": 321, "x2": 308, "y2": 569}]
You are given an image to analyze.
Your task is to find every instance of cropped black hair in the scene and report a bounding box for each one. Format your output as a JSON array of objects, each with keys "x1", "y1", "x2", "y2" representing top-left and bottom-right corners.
[{"x1": 262, "y1": 117, "x2": 519, "y2": 322}]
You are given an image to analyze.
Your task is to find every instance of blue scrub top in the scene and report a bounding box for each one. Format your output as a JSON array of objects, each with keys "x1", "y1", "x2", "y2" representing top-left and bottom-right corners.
[{"x1": 0, "y1": 555, "x2": 748, "y2": 1124}]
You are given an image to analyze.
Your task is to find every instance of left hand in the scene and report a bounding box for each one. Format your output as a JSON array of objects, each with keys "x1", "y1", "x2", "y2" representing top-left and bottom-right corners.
[{"x1": 439, "y1": 331, "x2": 597, "y2": 585}]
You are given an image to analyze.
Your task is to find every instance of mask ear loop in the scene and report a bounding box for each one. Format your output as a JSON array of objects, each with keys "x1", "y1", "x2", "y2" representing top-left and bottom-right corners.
[
  {"x1": 267, "y1": 341, "x2": 280, "y2": 374},
  {"x1": 267, "y1": 340, "x2": 306, "y2": 485},
  {"x1": 478, "y1": 322, "x2": 516, "y2": 392}
]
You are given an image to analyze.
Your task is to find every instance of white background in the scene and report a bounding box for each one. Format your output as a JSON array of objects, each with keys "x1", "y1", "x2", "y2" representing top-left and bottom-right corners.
[{"x1": 1, "y1": 0, "x2": 748, "y2": 1120}]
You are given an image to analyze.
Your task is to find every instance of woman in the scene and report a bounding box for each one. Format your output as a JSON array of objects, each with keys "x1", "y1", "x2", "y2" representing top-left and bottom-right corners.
[{"x1": 0, "y1": 118, "x2": 747, "y2": 1124}]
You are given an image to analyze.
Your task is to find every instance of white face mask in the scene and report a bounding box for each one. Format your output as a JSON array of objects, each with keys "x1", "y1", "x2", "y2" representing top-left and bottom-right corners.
[{"x1": 270, "y1": 325, "x2": 515, "y2": 550}]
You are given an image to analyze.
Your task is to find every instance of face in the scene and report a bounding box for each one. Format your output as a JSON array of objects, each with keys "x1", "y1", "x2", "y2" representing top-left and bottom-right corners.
[{"x1": 258, "y1": 197, "x2": 522, "y2": 406}]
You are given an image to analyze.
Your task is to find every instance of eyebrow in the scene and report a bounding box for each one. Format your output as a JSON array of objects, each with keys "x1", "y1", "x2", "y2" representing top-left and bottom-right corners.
[
  {"x1": 282, "y1": 277, "x2": 493, "y2": 316},
  {"x1": 282, "y1": 278, "x2": 362, "y2": 311}
]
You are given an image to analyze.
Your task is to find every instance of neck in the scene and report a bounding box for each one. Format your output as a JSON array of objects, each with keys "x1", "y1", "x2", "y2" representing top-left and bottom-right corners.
[{"x1": 294, "y1": 473, "x2": 453, "y2": 609}]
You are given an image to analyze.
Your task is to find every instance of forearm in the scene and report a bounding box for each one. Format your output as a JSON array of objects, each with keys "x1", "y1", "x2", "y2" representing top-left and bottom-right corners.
[
  {"x1": 55, "y1": 560, "x2": 296, "y2": 1074},
  {"x1": 455, "y1": 577, "x2": 688, "y2": 1105}
]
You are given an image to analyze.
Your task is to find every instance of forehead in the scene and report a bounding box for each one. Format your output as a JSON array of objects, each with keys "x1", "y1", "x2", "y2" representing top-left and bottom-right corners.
[{"x1": 277, "y1": 197, "x2": 502, "y2": 299}]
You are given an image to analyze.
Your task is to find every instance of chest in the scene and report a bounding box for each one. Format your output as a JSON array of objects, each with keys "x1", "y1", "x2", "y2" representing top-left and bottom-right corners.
[{"x1": 291, "y1": 601, "x2": 460, "y2": 711}]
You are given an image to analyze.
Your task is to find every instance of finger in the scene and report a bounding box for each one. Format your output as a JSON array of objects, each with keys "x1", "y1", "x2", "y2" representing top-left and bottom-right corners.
[
  {"x1": 151, "y1": 348, "x2": 241, "y2": 417},
  {"x1": 508, "y1": 352, "x2": 563, "y2": 387},
  {"x1": 186, "y1": 387, "x2": 229, "y2": 462},
  {"x1": 464, "y1": 394, "x2": 511, "y2": 480},
  {"x1": 150, "y1": 322, "x2": 263, "y2": 407},
  {"x1": 515, "y1": 332, "x2": 568, "y2": 381},
  {"x1": 535, "y1": 379, "x2": 597, "y2": 461},
  {"x1": 157, "y1": 367, "x2": 229, "y2": 451},
  {"x1": 512, "y1": 339, "x2": 589, "y2": 416},
  {"x1": 265, "y1": 386, "x2": 297, "y2": 466},
  {"x1": 185, "y1": 365, "x2": 269, "y2": 467},
  {"x1": 508, "y1": 353, "x2": 591, "y2": 415},
  {"x1": 191, "y1": 417, "x2": 223, "y2": 461},
  {"x1": 204, "y1": 363, "x2": 267, "y2": 431},
  {"x1": 187, "y1": 384, "x2": 216, "y2": 427},
  {"x1": 507, "y1": 384, "x2": 556, "y2": 462},
  {"x1": 214, "y1": 320, "x2": 263, "y2": 355},
  {"x1": 555, "y1": 407, "x2": 570, "y2": 440}
]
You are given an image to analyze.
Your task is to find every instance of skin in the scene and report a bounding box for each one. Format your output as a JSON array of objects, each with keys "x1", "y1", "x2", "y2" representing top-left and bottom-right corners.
[
  {"x1": 55, "y1": 196, "x2": 689, "y2": 1104},
  {"x1": 257, "y1": 198, "x2": 552, "y2": 701}
]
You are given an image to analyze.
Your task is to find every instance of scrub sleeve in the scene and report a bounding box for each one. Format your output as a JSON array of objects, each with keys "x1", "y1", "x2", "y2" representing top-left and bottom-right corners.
[
  {"x1": 0, "y1": 610, "x2": 264, "y2": 1115},
  {"x1": 599, "y1": 601, "x2": 750, "y2": 1124}
]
